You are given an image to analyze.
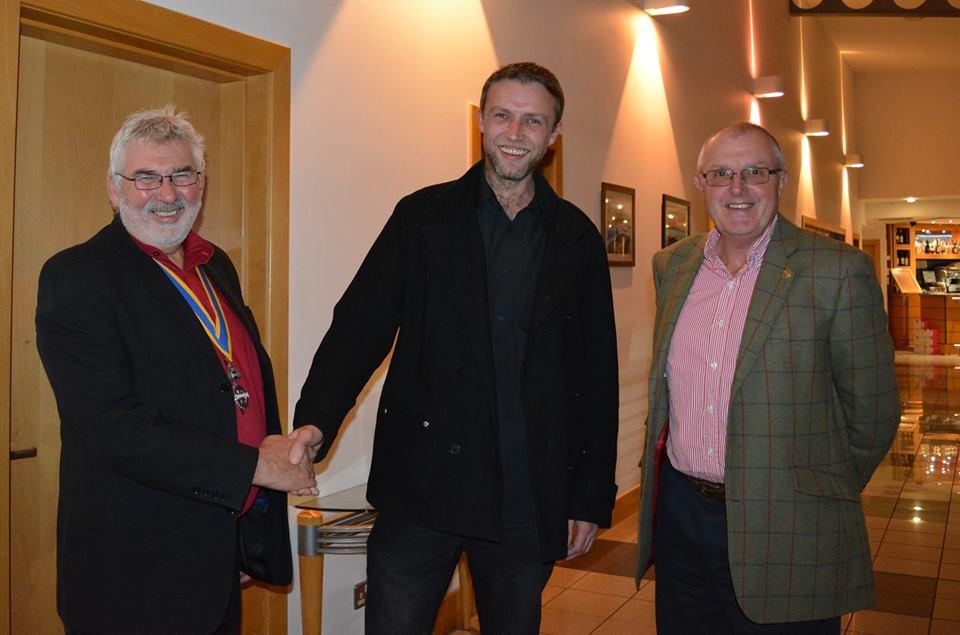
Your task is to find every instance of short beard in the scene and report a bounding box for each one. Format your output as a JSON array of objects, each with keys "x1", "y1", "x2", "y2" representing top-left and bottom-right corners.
[
  {"x1": 484, "y1": 141, "x2": 549, "y2": 184},
  {"x1": 116, "y1": 188, "x2": 201, "y2": 250}
]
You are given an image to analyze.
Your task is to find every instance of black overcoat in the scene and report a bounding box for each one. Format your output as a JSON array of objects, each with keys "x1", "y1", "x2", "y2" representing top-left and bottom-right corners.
[
  {"x1": 36, "y1": 217, "x2": 292, "y2": 633},
  {"x1": 294, "y1": 162, "x2": 619, "y2": 561}
]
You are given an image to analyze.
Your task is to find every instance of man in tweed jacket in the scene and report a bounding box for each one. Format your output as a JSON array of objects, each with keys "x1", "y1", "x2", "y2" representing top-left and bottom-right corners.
[{"x1": 637, "y1": 122, "x2": 899, "y2": 633}]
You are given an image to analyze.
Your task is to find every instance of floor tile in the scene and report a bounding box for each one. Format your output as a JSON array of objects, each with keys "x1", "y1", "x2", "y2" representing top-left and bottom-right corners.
[
  {"x1": 590, "y1": 619, "x2": 658, "y2": 634},
  {"x1": 569, "y1": 572, "x2": 638, "y2": 598},
  {"x1": 873, "y1": 556, "x2": 940, "y2": 577},
  {"x1": 930, "y1": 618, "x2": 960, "y2": 634},
  {"x1": 545, "y1": 589, "x2": 628, "y2": 618},
  {"x1": 548, "y1": 567, "x2": 588, "y2": 588},
  {"x1": 633, "y1": 580, "x2": 655, "y2": 601},
  {"x1": 940, "y1": 563, "x2": 960, "y2": 581},
  {"x1": 877, "y1": 542, "x2": 941, "y2": 563},
  {"x1": 873, "y1": 591, "x2": 934, "y2": 617},
  {"x1": 846, "y1": 610, "x2": 930, "y2": 634},
  {"x1": 882, "y1": 529, "x2": 944, "y2": 548},
  {"x1": 542, "y1": 585, "x2": 564, "y2": 605},
  {"x1": 538, "y1": 607, "x2": 605, "y2": 635},
  {"x1": 605, "y1": 598, "x2": 657, "y2": 627},
  {"x1": 936, "y1": 579, "x2": 960, "y2": 599},
  {"x1": 887, "y1": 518, "x2": 946, "y2": 535},
  {"x1": 933, "y1": 596, "x2": 960, "y2": 620},
  {"x1": 943, "y1": 547, "x2": 960, "y2": 564},
  {"x1": 874, "y1": 571, "x2": 938, "y2": 597}
]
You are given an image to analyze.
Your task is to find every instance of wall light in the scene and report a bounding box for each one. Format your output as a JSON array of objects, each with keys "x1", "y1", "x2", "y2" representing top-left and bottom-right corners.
[
  {"x1": 636, "y1": 0, "x2": 690, "y2": 16},
  {"x1": 844, "y1": 153, "x2": 864, "y2": 169},
  {"x1": 752, "y1": 75, "x2": 784, "y2": 99},
  {"x1": 803, "y1": 119, "x2": 829, "y2": 137}
]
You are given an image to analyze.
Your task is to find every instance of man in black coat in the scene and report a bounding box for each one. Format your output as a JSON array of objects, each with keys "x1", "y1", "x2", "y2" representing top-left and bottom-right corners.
[
  {"x1": 292, "y1": 62, "x2": 620, "y2": 633},
  {"x1": 35, "y1": 106, "x2": 319, "y2": 634}
]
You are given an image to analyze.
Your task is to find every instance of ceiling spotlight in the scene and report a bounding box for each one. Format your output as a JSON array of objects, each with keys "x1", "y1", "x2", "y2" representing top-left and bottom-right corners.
[
  {"x1": 803, "y1": 119, "x2": 829, "y2": 137},
  {"x1": 844, "y1": 153, "x2": 864, "y2": 169},
  {"x1": 752, "y1": 76, "x2": 784, "y2": 99},
  {"x1": 636, "y1": 0, "x2": 690, "y2": 15}
]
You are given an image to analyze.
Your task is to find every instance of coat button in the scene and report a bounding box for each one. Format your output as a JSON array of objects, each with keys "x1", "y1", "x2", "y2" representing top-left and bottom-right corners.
[
  {"x1": 422, "y1": 420, "x2": 430, "y2": 428},
  {"x1": 449, "y1": 444, "x2": 461, "y2": 455},
  {"x1": 455, "y1": 365, "x2": 467, "y2": 376},
  {"x1": 382, "y1": 407, "x2": 389, "y2": 414}
]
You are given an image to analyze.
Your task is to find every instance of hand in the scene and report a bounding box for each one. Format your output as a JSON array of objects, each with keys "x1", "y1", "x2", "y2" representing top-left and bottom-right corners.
[
  {"x1": 240, "y1": 572, "x2": 252, "y2": 585},
  {"x1": 287, "y1": 425, "x2": 324, "y2": 465},
  {"x1": 252, "y1": 434, "x2": 318, "y2": 495},
  {"x1": 561, "y1": 519, "x2": 599, "y2": 561}
]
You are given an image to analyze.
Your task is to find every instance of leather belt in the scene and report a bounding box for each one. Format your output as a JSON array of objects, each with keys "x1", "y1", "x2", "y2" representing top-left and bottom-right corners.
[{"x1": 682, "y1": 473, "x2": 725, "y2": 502}]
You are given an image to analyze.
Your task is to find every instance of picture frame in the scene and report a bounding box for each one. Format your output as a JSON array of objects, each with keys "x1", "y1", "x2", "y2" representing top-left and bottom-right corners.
[
  {"x1": 661, "y1": 194, "x2": 690, "y2": 248},
  {"x1": 601, "y1": 182, "x2": 635, "y2": 267}
]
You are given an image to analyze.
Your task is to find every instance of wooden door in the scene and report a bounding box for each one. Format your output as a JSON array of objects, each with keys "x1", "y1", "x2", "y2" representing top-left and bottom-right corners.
[
  {"x1": 861, "y1": 238, "x2": 882, "y2": 284},
  {"x1": 2, "y1": 2, "x2": 291, "y2": 632}
]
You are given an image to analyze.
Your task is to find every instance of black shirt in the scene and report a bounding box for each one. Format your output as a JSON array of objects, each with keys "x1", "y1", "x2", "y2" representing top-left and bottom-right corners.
[{"x1": 476, "y1": 180, "x2": 546, "y2": 523}]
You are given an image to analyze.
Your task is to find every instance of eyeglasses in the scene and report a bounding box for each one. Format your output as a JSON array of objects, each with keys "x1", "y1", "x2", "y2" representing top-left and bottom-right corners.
[
  {"x1": 115, "y1": 169, "x2": 202, "y2": 191},
  {"x1": 700, "y1": 167, "x2": 782, "y2": 187}
]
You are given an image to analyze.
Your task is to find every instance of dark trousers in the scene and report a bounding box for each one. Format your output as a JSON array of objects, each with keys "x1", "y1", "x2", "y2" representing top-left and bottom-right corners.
[
  {"x1": 365, "y1": 512, "x2": 553, "y2": 634},
  {"x1": 653, "y1": 459, "x2": 840, "y2": 635}
]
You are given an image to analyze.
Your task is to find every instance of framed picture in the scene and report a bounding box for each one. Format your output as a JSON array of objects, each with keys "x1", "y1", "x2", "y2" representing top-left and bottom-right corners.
[
  {"x1": 601, "y1": 182, "x2": 635, "y2": 267},
  {"x1": 662, "y1": 195, "x2": 690, "y2": 248}
]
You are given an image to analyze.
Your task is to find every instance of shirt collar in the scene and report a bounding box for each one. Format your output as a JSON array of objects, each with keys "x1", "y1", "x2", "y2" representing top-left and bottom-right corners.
[
  {"x1": 703, "y1": 215, "x2": 777, "y2": 274},
  {"x1": 478, "y1": 174, "x2": 545, "y2": 221},
  {"x1": 127, "y1": 229, "x2": 214, "y2": 271}
]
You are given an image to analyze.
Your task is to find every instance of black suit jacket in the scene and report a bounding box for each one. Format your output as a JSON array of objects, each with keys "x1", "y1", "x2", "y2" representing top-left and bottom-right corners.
[
  {"x1": 294, "y1": 162, "x2": 619, "y2": 561},
  {"x1": 36, "y1": 217, "x2": 291, "y2": 634}
]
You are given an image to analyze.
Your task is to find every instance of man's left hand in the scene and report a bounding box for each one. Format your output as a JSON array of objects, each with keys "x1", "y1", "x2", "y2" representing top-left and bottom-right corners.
[{"x1": 562, "y1": 519, "x2": 599, "y2": 561}]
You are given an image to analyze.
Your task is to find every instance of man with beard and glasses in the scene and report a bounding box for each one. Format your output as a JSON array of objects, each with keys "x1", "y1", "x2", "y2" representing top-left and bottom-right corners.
[
  {"x1": 35, "y1": 106, "x2": 322, "y2": 634},
  {"x1": 291, "y1": 62, "x2": 619, "y2": 633}
]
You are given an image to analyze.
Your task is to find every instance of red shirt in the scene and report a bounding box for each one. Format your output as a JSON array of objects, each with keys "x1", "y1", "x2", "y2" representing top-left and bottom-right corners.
[
  {"x1": 130, "y1": 231, "x2": 267, "y2": 515},
  {"x1": 665, "y1": 218, "x2": 776, "y2": 483}
]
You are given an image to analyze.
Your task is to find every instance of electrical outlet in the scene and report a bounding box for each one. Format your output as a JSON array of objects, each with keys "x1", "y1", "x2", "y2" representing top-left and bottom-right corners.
[{"x1": 353, "y1": 580, "x2": 367, "y2": 609}]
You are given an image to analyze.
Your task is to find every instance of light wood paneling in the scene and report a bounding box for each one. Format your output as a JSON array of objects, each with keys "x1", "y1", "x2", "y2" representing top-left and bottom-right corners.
[{"x1": 2, "y1": 1, "x2": 291, "y2": 632}]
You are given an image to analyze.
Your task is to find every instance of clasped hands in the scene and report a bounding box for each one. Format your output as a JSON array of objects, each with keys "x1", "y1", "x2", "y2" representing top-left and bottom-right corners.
[{"x1": 252, "y1": 425, "x2": 325, "y2": 496}]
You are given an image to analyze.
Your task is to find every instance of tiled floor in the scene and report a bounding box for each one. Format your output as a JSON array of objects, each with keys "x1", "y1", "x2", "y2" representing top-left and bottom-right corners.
[{"x1": 537, "y1": 353, "x2": 960, "y2": 634}]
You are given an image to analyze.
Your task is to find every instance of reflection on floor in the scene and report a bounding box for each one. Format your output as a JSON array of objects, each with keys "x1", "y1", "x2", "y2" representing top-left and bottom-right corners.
[{"x1": 540, "y1": 354, "x2": 960, "y2": 634}]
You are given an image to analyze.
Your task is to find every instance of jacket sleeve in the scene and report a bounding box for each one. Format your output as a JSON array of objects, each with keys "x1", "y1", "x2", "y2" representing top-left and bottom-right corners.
[
  {"x1": 567, "y1": 229, "x2": 620, "y2": 527},
  {"x1": 293, "y1": 205, "x2": 408, "y2": 461},
  {"x1": 35, "y1": 254, "x2": 258, "y2": 511},
  {"x1": 829, "y1": 250, "x2": 900, "y2": 489}
]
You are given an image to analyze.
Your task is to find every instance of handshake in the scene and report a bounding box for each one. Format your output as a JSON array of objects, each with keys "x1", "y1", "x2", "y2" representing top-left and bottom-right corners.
[{"x1": 252, "y1": 425, "x2": 324, "y2": 496}]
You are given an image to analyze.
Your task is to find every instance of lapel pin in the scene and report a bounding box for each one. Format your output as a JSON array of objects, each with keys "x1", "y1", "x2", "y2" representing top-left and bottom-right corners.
[{"x1": 782, "y1": 268, "x2": 793, "y2": 279}]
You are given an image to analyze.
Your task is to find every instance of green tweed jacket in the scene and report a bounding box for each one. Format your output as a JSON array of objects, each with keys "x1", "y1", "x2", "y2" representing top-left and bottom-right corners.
[{"x1": 637, "y1": 214, "x2": 900, "y2": 623}]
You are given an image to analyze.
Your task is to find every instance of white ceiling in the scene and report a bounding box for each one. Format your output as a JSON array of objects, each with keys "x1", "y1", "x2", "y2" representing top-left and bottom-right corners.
[{"x1": 817, "y1": 16, "x2": 960, "y2": 74}]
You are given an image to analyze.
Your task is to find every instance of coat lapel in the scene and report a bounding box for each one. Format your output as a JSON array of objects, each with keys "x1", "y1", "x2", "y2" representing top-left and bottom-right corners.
[
  {"x1": 729, "y1": 215, "x2": 799, "y2": 399},
  {"x1": 104, "y1": 217, "x2": 226, "y2": 369},
  {"x1": 420, "y1": 165, "x2": 497, "y2": 408},
  {"x1": 651, "y1": 237, "x2": 707, "y2": 388}
]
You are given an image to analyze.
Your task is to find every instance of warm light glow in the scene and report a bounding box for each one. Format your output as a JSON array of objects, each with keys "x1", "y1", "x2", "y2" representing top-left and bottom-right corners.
[
  {"x1": 641, "y1": 0, "x2": 690, "y2": 16},
  {"x1": 748, "y1": 0, "x2": 757, "y2": 78},
  {"x1": 803, "y1": 119, "x2": 829, "y2": 137},
  {"x1": 907, "y1": 196, "x2": 918, "y2": 204},
  {"x1": 749, "y1": 98, "x2": 762, "y2": 125},
  {"x1": 844, "y1": 154, "x2": 864, "y2": 169},
  {"x1": 839, "y1": 57, "x2": 848, "y2": 155},
  {"x1": 797, "y1": 135, "x2": 817, "y2": 219},
  {"x1": 840, "y1": 167, "x2": 852, "y2": 244},
  {"x1": 799, "y1": 19, "x2": 808, "y2": 120}
]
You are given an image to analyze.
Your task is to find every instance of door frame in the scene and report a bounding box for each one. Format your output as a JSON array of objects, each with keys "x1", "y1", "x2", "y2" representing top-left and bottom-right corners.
[{"x1": 1, "y1": 0, "x2": 290, "y2": 629}]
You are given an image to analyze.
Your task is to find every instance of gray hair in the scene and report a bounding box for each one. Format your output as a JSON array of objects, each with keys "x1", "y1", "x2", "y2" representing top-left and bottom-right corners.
[
  {"x1": 108, "y1": 105, "x2": 206, "y2": 181},
  {"x1": 696, "y1": 121, "x2": 785, "y2": 172}
]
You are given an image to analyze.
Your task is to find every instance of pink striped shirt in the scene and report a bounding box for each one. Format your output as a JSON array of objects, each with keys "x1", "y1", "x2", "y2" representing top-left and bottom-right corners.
[{"x1": 665, "y1": 218, "x2": 777, "y2": 483}]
